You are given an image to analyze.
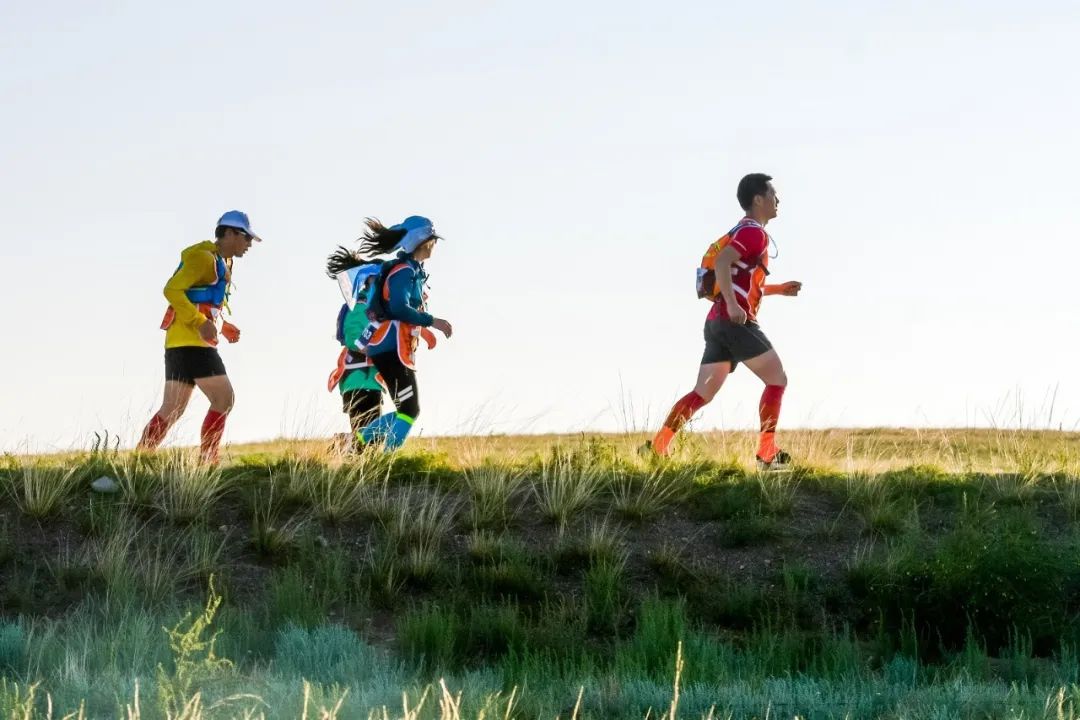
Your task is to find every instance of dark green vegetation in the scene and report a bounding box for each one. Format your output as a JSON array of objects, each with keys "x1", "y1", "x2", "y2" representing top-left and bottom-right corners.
[{"x1": 2, "y1": 431, "x2": 1080, "y2": 718}]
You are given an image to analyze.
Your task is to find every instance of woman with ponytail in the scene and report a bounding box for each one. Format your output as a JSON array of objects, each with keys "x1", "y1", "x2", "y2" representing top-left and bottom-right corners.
[
  {"x1": 325, "y1": 246, "x2": 385, "y2": 452},
  {"x1": 352, "y1": 216, "x2": 453, "y2": 451}
]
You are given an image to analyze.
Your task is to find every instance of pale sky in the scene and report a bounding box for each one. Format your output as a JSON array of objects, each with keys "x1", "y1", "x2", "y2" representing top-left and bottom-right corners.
[{"x1": 2, "y1": 0, "x2": 1078, "y2": 452}]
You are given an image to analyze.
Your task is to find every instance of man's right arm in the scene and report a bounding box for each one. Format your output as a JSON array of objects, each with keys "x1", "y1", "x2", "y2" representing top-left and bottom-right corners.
[
  {"x1": 163, "y1": 250, "x2": 215, "y2": 328},
  {"x1": 713, "y1": 244, "x2": 745, "y2": 321}
]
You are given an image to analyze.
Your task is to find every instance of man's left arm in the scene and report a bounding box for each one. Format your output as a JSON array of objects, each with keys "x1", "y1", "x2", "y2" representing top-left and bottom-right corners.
[{"x1": 764, "y1": 281, "x2": 803, "y2": 297}]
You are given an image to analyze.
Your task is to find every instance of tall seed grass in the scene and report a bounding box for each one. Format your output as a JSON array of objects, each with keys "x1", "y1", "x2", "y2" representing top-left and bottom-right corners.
[
  {"x1": 1054, "y1": 476, "x2": 1080, "y2": 522},
  {"x1": 91, "y1": 520, "x2": 208, "y2": 602},
  {"x1": 249, "y1": 482, "x2": 309, "y2": 558},
  {"x1": 106, "y1": 452, "x2": 161, "y2": 508},
  {"x1": 360, "y1": 541, "x2": 406, "y2": 608},
  {"x1": 156, "y1": 452, "x2": 231, "y2": 523},
  {"x1": 292, "y1": 449, "x2": 393, "y2": 523},
  {"x1": 612, "y1": 464, "x2": 695, "y2": 521},
  {"x1": 754, "y1": 470, "x2": 800, "y2": 516},
  {"x1": 460, "y1": 459, "x2": 525, "y2": 530},
  {"x1": 532, "y1": 452, "x2": 606, "y2": 528},
  {"x1": 182, "y1": 527, "x2": 228, "y2": 581},
  {"x1": 7, "y1": 462, "x2": 82, "y2": 519},
  {"x1": 584, "y1": 516, "x2": 626, "y2": 566},
  {"x1": 377, "y1": 485, "x2": 457, "y2": 550}
]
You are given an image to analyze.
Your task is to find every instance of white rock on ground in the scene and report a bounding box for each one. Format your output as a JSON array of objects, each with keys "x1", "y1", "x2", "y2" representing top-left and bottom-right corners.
[{"x1": 91, "y1": 476, "x2": 120, "y2": 494}]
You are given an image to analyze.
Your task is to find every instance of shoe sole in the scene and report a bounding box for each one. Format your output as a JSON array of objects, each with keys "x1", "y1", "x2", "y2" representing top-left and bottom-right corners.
[{"x1": 639, "y1": 442, "x2": 670, "y2": 459}]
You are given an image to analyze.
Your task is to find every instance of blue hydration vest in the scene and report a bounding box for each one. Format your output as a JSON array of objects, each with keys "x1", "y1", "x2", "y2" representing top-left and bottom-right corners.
[{"x1": 183, "y1": 255, "x2": 230, "y2": 307}]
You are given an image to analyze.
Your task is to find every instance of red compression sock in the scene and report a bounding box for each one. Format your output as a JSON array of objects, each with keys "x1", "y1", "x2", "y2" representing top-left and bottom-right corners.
[
  {"x1": 137, "y1": 413, "x2": 170, "y2": 451},
  {"x1": 652, "y1": 391, "x2": 708, "y2": 456},
  {"x1": 757, "y1": 385, "x2": 786, "y2": 461},
  {"x1": 200, "y1": 410, "x2": 228, "y2": 463}
]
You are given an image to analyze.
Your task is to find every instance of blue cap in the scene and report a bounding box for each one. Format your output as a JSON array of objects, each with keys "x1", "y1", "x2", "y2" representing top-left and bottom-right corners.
[
  {"x1": 389, "y1": 215, "x2": 436, "y2": 254},
  {"x1": 216, "y1": 210, "x2": 261, "y2": 241}
]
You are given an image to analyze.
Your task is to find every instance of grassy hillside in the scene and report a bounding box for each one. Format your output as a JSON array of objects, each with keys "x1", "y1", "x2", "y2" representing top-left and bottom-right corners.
[{"x1": 2, "y1": 429, "x2": 1080, "y2": 718}]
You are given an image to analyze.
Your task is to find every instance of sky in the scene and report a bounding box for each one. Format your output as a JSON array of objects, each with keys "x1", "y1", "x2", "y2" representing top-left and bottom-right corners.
[{"x1": 2, "y1": 0, "x2": 1079, "y2": 452}]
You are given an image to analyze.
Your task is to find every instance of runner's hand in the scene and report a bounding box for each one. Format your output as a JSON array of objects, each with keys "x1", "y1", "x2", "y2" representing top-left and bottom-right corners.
[
  {"x1": 775, "y1": 281, "x2": 802, "y2": 297},
  {"x1": 199, "y1": 319, "x2": 219, "y2": 345},
  {"x1": 727, "y1": 305, "x2": 748, "y2": 325},
  {"x1": 221, "y1": 322, "x2": 241, "y2": 344},
  {"x1": 432, "y1": 318, "x2": 453, "y2": 339}
]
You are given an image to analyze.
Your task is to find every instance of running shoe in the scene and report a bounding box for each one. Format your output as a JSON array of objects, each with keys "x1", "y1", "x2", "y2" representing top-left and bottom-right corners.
[{"x1": 756, "y1": 449, "x2": 792, "y2": 472}]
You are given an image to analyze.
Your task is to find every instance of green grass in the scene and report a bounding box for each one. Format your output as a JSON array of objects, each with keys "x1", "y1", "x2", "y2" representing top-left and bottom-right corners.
[
  {"x1": 290, "y1": 448, "x2": 393, "y2": 523},
  {"x1": 691, "y1": 478, "x2": 770, "y2": 520},
  {"x1": 359, "y1": 540, "x2": 406, "y2": 608},
  {"x1": 155, "y1": 451, "x2": 231, "y2": 523},
  {"x1": 847, "y1": 510, "x2": 1080, "y2": 656},
  {"x1": 549, "y1": 516, "x2": 626, "y2": 571},
  {"x1": 5, "y1": 462, "x2": 81, "y2": 519},
  {"x1": 247, "y1": 479, "x2": 308, "y2": 559},
  {"x1": 719, "y1": 513, "x2": 782, "y2": 547},
  {"x1": 460, "y1": 457, "x2": 525, "y2": 529},
  {"x1": 531, "y1": 448, "x2": 607, "y2": 528},
  {"x1": 584, "y1": 555, "x2": 628, "y2": 635},
  {"x1": 467, "y1": 551, "x2": 548, "y2": 602},
  {"x1": 5, "y1": 430, "x2": 1080, "y2": 716},
  {"x1": 612, "y1": 463, "x2": 696, "y2": 521},
  {"x1": 6, "y1": 589, "x2": 1080, "y2": 718}
]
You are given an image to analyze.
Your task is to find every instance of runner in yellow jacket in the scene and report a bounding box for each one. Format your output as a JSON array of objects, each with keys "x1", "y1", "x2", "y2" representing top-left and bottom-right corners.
[{"x1": 137, "y1": 210, "x2": 261, "y2": 463}]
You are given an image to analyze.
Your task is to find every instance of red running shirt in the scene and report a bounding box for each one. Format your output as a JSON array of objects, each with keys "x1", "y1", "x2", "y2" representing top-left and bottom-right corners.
[{"x1": 707, "y1": 219, "x2": 770, "y2": 323}]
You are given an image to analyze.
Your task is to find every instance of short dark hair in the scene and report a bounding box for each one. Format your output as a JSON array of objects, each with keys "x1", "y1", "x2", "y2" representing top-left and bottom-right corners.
[
  {"x1": 737, "y1": 173, "x2": 773, "y2": 212},
  {"x1": 215, "y1": 225, "x2": 251, "y2": 240}
]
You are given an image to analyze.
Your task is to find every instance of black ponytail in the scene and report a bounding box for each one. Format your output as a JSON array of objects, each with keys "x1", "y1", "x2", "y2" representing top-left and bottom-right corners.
[
  {"x1": 326, "y1": 246, "x2": 365, "y2": 278},
  {"x1": 356, "y1": 218, "x2": 407, "y2": 263}
]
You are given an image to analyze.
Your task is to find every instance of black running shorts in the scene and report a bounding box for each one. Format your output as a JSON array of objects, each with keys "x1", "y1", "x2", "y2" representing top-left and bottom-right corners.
[
  {"x1": 164, "y1": 347, "x2": 227, "y2": 385},
  {"x1": 701, "y1": 318, "x2": 773, "y2": 367}
]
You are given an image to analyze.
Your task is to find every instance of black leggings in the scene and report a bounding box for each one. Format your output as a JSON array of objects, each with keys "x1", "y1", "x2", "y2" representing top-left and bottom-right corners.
[
  {"x1": 370, "y1": 353, "x2": 420, "y2": 420},
  {"x1": 342, "y1": 389, "x2": 382, "y2": 438}
]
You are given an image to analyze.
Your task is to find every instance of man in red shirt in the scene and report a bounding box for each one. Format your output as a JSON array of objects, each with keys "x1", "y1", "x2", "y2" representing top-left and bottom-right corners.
[{"x1": 649, "y1": 174, "x2": 802, "y2": 469}]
